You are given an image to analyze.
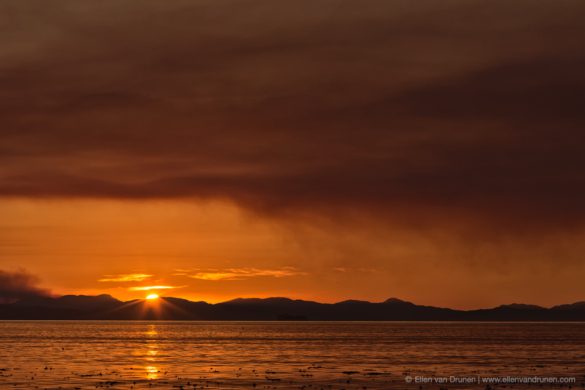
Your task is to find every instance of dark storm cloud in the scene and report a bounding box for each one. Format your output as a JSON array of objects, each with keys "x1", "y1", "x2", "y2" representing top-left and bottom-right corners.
[
  {"x1": 0, "y1": 269, "x2": 52, "y2": 303},
  {"x1": 1, "y1": 0, "x2": 584, "y2": 229}
]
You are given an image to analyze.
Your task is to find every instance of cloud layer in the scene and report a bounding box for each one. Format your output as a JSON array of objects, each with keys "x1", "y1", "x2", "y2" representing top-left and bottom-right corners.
[
  {"x1": 128, "y1": 285, "x2": 182, "y2": 291},
  {"x1": 98, "y1": 274, "x2": 152, "y2": 282},
  {"x1": 0, "y1": 1, "x2": 584, "y2": 233},
  {"x1": 182, "y1": 267, "x2": 304, "y2": 281},
  {"x1": 0, "y1": 269, "x2": 52, "y2": 303}
]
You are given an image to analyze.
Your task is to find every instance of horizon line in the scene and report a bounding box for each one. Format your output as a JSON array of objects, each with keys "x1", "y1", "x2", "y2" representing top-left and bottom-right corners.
[{"x1": 20, "y1": 293, "x2": 585, "y2": 311}]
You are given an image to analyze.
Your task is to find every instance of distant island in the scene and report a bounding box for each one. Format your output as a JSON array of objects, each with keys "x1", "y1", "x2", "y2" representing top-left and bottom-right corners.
[{"x1": 1, "y1": 295, "x2": 585, "y2": 321}]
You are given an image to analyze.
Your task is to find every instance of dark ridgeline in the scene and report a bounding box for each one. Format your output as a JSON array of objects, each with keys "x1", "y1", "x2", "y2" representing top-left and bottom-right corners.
[{"x1": 1, "y1": 295, "x2": 585, "y2": 321}]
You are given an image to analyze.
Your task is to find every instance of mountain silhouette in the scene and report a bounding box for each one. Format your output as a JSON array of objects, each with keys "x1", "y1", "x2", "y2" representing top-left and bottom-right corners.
[{"x1": 1, "y1": 295, "x2": 584, "y2": 321}]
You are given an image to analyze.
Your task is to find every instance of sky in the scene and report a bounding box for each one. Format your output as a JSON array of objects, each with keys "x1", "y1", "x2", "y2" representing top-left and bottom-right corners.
[{"x1": 1, "y1": 0, "x2": 584, "y2": 308}]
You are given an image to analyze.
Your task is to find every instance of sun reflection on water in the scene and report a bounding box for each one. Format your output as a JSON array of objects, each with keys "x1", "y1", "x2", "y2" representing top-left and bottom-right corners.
[
  {"x1": 144, "y1": 325, "x2": 160, "y2": 380},
  {"x1": 145, "y1": 325, "x2": 158, "y2": 337},
  {"x1": 145, "y1": 365, "x2": 159, "y2": 380}
]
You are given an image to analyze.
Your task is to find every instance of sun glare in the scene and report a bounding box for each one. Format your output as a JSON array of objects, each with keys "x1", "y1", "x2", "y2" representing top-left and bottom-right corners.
[{"x1": 146, "y1": 293, "x2": 159, "y2": 300}]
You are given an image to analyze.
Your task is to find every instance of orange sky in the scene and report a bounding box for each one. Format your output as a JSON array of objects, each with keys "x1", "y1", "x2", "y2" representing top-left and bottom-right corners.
[
  {"x1": 2, "y1": 199, "x2": 585, "y2": 309},
  {"x1": 1, "y1": 1, "x2": 585, "y2": 309}
]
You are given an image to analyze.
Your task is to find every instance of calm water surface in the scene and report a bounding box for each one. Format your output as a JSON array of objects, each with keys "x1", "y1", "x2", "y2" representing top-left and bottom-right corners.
[{"x1": 0, "y1": 321, "x2": 583, "y2": 389}]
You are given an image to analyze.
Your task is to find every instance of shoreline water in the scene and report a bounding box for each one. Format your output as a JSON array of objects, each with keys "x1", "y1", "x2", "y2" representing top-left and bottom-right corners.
[{"x1": 1, "y1": 321, "x2": 583, "y2": 389}]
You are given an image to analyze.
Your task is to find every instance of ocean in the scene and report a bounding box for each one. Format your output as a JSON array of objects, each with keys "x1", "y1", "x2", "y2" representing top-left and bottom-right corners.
[{"x1": 0, "y1": 321, "x2": 583, "y2": 389}]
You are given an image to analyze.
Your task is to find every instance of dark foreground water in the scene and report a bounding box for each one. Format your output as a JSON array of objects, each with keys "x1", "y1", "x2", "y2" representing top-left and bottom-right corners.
[{"x1": 0, "y1": 321, "x2": 583, "y2": 389}]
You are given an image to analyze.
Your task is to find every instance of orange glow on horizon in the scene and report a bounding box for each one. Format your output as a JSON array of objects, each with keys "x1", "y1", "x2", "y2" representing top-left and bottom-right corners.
[
  {"x1": 4, "y1": 199, "x2": 585, "y2": 309},
  {"x1": 146, "y1": 293, "x2": 159, "y2": 300}
]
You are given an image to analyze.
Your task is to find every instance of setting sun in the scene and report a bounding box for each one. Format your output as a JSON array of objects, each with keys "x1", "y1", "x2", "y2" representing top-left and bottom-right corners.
[{"x1": 146, "y1": 293, "x2": 159, "y2": 300}]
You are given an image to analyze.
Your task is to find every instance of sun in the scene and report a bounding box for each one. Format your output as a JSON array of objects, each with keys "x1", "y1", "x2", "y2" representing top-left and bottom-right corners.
[{"x1": 146, "y1": 293, "x2": 159, "y2": 300}]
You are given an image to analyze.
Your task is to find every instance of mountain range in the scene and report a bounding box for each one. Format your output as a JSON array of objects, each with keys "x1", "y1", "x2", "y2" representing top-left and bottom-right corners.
[{"x1": 1, "y1": 295, "x2": 585, "y2": 321}]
